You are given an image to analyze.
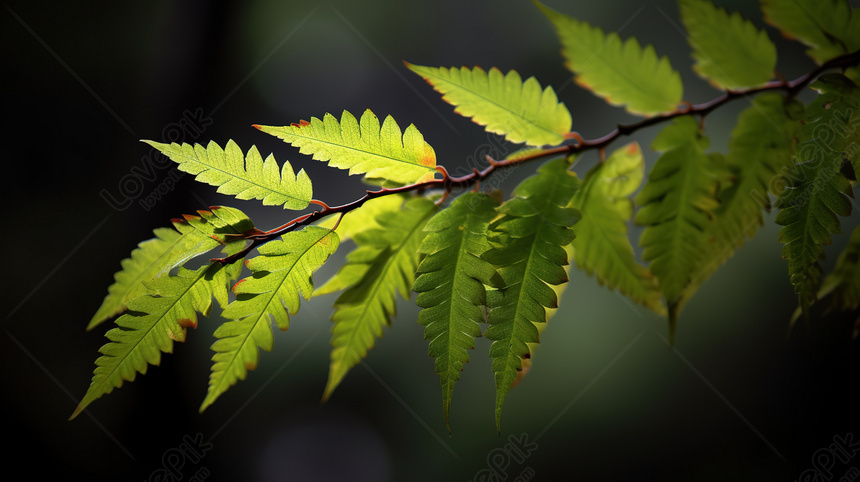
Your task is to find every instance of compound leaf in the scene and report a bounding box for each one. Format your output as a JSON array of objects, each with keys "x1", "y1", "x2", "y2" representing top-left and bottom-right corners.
[
  {"x1": 413, "y1": 192, "x2": 500, "y2": 430},
  {"x1": 762, "y1": 0, "x2": 860, "y2": 64},
  {"x1": 482, "y1": 158, "x2": 580, "y2": 431},
  {"x1": 776, "y1": 74, "x2": 859, "y2": 315},
  {"x1": 201, "y1": 226, "x2": 340, "y2": 411},
  {"x1": 534, "y1": 0, "x2": 682, "y2": 116},
  {"x1": 634, "y1": 117, "x2": 721, "y2": 338},
  {"x1": 255, "y1": 110, "x2": 437, "y2": 186},
  {"x1": 569, "y1": 142, "x2": 663, "y2": 313},
  {"x1": 680, "y1": 0, "x2": 777, "y2": 89},
  {"x1": 73, "y1": 264, "x2": 223, "y2": 419},
  {"x1": 405, "y1": 64, "x2": 572, "y2": 146},
  {"x1": 695, "y1": 93, "x2": 801, "y2": 282},
  {"x1": 143, "y1": 139, "x2": 313, "y2": 210},
  {"x1": 322, "y1": 198, "x2": 437, "y2": 401},
  {"x1": 88, "y1": 206, "x2": 255, "y2": 330}
]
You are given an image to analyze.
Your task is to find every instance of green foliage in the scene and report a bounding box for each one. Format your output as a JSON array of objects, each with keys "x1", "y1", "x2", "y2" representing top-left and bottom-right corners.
[
  {"x1": 679, "y1": 0, "x2": 776, "y2": 89},
  {"x1": 413, "y1": 192, "x2": 500, "y2": 429},
  {"x1": 569, "y1": 143, "x2": 663, "y2": 313},
  {"x1": 534, "y1": 0, "x2": 682, "y2": 116},
  {"x1": 88, "y1": 206, "x2": 254, "y2": 330},
  {"x1": 74, "y1": 262, "x2": 234, "y2": 419},
  {"x1": 762, "y1": 0, "x2": 860, "y2": 64},
  {"x1": 320, "y1": 198, "x2": 437, "y2": 400},
  {"x1": 315, "y1": 195, "x2": 406, "y2": 244},
  {"x1": 776, "y1": 74, "x2": 859, "y2": 315},
  {"x1": 818, "y1": 224, "x2": 860, "y2": 314},
  {"x1": 144, "y1": 140, "x2": 313, "y2": 210},
  {"x1": 255, "y1": 110, "x2": 437, "y2": 186},
  {"x1": 482, "y1": 158, "x2": 580, "y2": 430},
  {"x1": 202, "y1": 226, "x2": 340, "y2": 411},
  {"x1": 77, "y1": 0, "x2": 860, "y2": 433},
  {"x1": 405, "y1": 64, "x2": 572, "y2": 146},
  {"x1": 698, "y1": 94, "x2": 801, "y2": 276},
  {"x1": 634, "y1": 117, "x2": 721, "y2": 337}
]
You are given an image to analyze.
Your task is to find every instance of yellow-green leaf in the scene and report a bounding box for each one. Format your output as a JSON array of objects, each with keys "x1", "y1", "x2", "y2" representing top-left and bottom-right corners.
[
  {"x1": 405, "y1": 63, "x2": 572, "y2": 146},
  {"x1": 534, "y1": 0, "x2": 682, "y2": 116},
  {"x1": 680, "y1": 0, "x2": 777, "y2": 89},
  {"x1": 256, "y1": 110, "x2": 437, "y2": 186}
]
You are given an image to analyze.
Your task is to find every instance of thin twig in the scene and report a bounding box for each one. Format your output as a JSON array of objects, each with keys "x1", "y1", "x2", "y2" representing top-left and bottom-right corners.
[{"x1": 211, "y1": 49, "x2": 860, "y2": 265}]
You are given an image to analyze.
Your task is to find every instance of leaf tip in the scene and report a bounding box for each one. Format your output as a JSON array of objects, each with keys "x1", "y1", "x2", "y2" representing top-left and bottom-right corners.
[{"x1": 177, "y1": 318, "x2": 197, "y2": 329}]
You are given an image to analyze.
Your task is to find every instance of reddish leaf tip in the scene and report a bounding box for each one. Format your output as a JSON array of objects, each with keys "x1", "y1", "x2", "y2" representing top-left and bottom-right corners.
[
  {"x1": 232, "y1": 279, "x2": 246, "y2": 292},
  {"x1": 177, "y1": 318, "x2": 198, "y2": 329}
]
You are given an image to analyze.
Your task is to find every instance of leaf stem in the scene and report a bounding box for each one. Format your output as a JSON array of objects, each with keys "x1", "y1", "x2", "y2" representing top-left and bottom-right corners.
[{"x1": 211, "y1": 49, "x2": 860, "y2": 265}]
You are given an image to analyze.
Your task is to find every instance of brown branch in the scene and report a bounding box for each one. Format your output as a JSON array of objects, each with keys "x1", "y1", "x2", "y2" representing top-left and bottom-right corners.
[{"x1": 212, "y1": 49, "x2": 860, "y2": 265}]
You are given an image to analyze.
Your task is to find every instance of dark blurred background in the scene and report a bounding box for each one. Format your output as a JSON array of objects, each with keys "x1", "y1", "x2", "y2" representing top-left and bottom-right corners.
[{"x1": 2, "y1": 0, "x2": 860, "y2": 480}]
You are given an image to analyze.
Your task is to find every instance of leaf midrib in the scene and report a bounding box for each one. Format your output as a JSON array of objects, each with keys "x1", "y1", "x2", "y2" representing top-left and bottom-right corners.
[
  {"x1": 92, "y1": 268, "x2": 208, "y2": 395},
  {"x1": 276, "y1": 125, "x2": 436, "y2": 176},
  {"x1": 208, "y1": 231, "x2": 331, "y2": 398},
  {"x1": 334, "y1": 209, "x2": 431, "y2": 371},
  {"x1": 417, "y1": 68, "x2": 564, "y2": 140},
  {"x1": 167, "y1": 146, "x2": 309, "y2": 206}
]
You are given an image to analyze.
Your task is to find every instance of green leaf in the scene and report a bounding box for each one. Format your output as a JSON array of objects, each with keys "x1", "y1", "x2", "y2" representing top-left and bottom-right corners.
[
  {"x1": 818, "y1": 223, "x2": 860, "y2": 313},
  {"x1": 534, "y1": 0, "x2": 682, "y2": 116},
  {"x1": 201, "y1": 226, "x2": 339, "y2": 411},
  {"x1": 634, "y1": 117, "x2": 721, "y2": 337},
  {"x1": 315, "y1": 194, "x2": 406, "y2": 244},
  {"x1": 73, "y1": 264, "x2": 222, "y2": 419},
  {"x1": 405, "y1": 64, "x2": 572, "y2": 146},
  {"x1": 482, "y1": 158, "x2": 580, "y2": 431},
  {"x1": 569, "y1": 142, "x2": 663, "y2": 313},
  {"x1": 776, "y1": 74, "x2": 859, "y2": 315},
  {"x1": 255, "y1": 110, "x2": 437, "y2": 186},
  {"x1": 696, "y1": 93, "x2": 800, "y2": 279},
  {"x1": 680, "y1": 0, "x2": 776, "y2": 89},
  {"x1": 143, "y1": 139, "x2": 313, "y2": 210},
  {"x1": 762, "y1": 0, "x2": 860, "y2": 64},
  {"x1": 88, "y1": 206, "x2": 255, "y2": 330},
  {"x1": 412, "y1": 192, "x2": 500, "y2": 430},
  {"x1": 322, "y1": 198, "x2": 437, "y2": 401}
]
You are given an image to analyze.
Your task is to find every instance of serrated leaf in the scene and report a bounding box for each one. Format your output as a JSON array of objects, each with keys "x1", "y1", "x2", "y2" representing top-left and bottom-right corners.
[
  {"x1": 762, "y1": 0, "x2": 860, "y2": 64},
  {"x1": 200, "y1": 226, "x2": 339, "y2": 411},
  {"x1": 405, "y1": 64, "x2": 572, "y2": 146},
  {"x1": 695, "y1": 93, "x2": 800, "y2": 281},
  {"x1": 412, "y1": 192, "x2": 500, "y2": 430},
  {"x1": 776, "y1": 74, "x2": 859, "y2": 315},
  {"x1": 72, "y1": 264, "x2": 221, "y2": 419},
  {"x1": 88, "y1": 206, "x2": 255, "y2": 330},
  {"x1": 322, "y1": 198, "x2": 437, "y2": 401},
  {"x1": 634, "y1": 117, "x2": 721, "y2": 337},
  {"x1": 680, "y1": 0, "x2": 776, "y2": 89},
  {"x1": 143, "y1": 139, "x2": 313, "y2": 210},
  {"x1": 255, "y1": 110, "x2": 437, "y2": 186},
  {"x1": 569, "y1": 142, "x2": 663, "y2": 313},
  {"x1": 482, "y1": 158, "x2": 580, "y2": 431},
  {"x1": 818, "y1": 223, "x2": 860, "y2": 313},
  {"x1": 534, "y1": 0, "x2": 682, "y2": 116},
  {"x1": 315, "y1": 194, "x2": 406, "y2": 244}
]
